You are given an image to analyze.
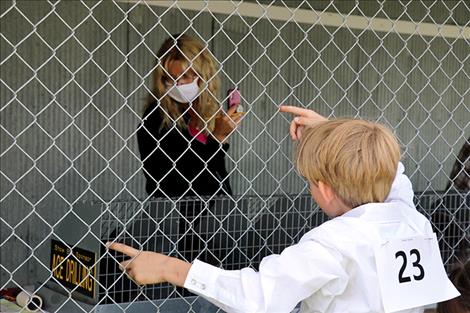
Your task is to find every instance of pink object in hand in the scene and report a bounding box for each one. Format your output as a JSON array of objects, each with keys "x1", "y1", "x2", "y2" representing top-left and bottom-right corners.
[
  {"x1": 188, "y1": 124, "x2": 208, "y2": 144},
  {"x1": 227, "y1": 88, "x2": 244, "y2": 113},
  {"x1": 228, "y1": 88, "x2": 241, "y2": 108}
]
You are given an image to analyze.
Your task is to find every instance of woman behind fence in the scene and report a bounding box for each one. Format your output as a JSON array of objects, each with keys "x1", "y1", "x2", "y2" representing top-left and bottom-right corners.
[
  {"x1": 138, "y1": 34, "x2": 242, "y2": 199},
  {"x1": 136, "y1": 34, "x2": 243, "y2": 264}
]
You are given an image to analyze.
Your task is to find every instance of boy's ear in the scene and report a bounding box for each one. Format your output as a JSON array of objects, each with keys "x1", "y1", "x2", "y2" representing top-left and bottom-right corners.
[{"x1": 318, "y1": 181, "x2": 336, "y2": 204}]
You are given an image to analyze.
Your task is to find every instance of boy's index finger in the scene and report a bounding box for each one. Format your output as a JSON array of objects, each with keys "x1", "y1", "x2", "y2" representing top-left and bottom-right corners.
[
  {"x1": 280, "y1": 105, "x2": 327, "y2": 121},
  {"x1": 106, "y1": 242, "x2": 139, "y2": 257},
  {"x1": 279, "y1": 105, "x2": 313, "y2": 116}
]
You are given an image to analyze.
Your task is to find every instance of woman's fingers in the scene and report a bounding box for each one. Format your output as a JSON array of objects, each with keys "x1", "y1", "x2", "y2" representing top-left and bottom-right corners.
[
  {"x1": 220, "y1": 112, "x2": 244, "y2": 127},
  {"x1": 230, "y1": 112, "x2": 244, "y2": 123},
  {"x1": 233, "y1": 116, "x2": 243, "y2": 124},
  {"x1": 227, "y1": 104, "x2": 239, "y2": 115},
  {"x1": 213, "y1": 110, "x2": 244, "y2": 142}
]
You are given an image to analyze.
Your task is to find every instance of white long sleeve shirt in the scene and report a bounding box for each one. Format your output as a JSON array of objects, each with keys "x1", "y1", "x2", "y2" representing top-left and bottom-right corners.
[{"x1": 183, "y1": 163, "x2": 458, "y2": 313}]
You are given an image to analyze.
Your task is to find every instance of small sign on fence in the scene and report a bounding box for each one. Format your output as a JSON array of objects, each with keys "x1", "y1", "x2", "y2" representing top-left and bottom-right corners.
[{"x1": 50, "y1": 239, "x2": 97, "y2": 299}]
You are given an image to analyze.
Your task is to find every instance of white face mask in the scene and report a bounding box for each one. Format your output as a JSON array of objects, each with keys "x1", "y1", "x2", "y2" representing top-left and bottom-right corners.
[{"x1": 166, "y1": 78, "x2": 199, "y2": 103}]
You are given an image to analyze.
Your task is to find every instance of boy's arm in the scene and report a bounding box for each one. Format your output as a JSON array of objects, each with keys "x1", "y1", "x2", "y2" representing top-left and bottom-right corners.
[
  {"x1": 109, "y1": 240, "x2": 348, "y2": 313},
  {"x1": 183, "y1": 241, "x2": 348, "y2": 313}
]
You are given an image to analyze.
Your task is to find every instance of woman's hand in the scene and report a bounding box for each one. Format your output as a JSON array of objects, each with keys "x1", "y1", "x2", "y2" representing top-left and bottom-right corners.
[
  {"x1": 213, "y1": 104, "x2": 244, "y2": 143},
  {"x1": 279, "y1": 105, "x2": 327, "y2": 140},
  {"x1": 106, "y1": 242, "x2": 191, "y2": 287}
]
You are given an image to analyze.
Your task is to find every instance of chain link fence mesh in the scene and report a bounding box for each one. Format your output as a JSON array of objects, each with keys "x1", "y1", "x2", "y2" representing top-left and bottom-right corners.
[{"x1": 1, "y1": 0, "x2": 469, "y2": 312}]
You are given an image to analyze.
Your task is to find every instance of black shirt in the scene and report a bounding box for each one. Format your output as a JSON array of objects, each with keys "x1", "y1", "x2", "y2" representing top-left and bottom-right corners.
[{"x1": 137, "y1": 104, "x2": 233, "y2": 198}]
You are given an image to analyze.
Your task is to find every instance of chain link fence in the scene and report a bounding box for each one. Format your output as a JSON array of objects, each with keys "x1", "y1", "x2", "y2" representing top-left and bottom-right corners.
[{"x1": 1, "y1": 0, "x2": 469, "y2": 312}]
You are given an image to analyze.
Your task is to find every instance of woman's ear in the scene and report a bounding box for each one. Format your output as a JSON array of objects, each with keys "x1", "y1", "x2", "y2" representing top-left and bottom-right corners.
[{"x1": 318, "y1": 181, "x2": 336, "y2": 204}]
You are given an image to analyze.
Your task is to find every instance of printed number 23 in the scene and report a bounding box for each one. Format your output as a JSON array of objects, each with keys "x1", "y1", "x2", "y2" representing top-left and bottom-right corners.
[{"x1": 395, "y1": 249, "x2": 425, "y2": 283}]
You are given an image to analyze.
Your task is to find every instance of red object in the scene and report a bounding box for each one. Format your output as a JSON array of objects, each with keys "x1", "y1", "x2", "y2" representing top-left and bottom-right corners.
[
  {"x1": 0, "y1": 287, "x2": 21, "y2": 301},
  {"x1": 188, "y1": 124, "x2": 208, "y2": 144}
]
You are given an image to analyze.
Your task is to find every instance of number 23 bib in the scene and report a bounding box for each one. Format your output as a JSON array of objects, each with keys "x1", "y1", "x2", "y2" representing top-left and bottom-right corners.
[{"x1": 374, "y1": 233, "x2": 460, "y2": 312}]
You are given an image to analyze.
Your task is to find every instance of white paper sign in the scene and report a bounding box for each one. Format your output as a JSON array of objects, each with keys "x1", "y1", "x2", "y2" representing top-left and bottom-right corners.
[{"x1": 374, "y1": 233, "x2": 460, "y2": 313}]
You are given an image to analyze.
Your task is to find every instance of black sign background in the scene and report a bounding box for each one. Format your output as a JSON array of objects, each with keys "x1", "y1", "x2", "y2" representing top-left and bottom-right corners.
[{"x1": 50, "y1": 239, "x2": 97, "y2": 298}]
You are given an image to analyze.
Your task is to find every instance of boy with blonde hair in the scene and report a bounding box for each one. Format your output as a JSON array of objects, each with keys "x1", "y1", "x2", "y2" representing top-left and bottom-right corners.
[{"x1": 108, "y1": 106, "x2": 459, "y2": 312}]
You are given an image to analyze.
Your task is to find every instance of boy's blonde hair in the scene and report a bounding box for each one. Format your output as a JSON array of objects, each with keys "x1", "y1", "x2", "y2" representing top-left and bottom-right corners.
[
  {"x1": 297, "y1": 119, "x2": 401, "y2": 208},
  {"x1": 147, "y1": 34, "x2": 221, "y2": 132}
]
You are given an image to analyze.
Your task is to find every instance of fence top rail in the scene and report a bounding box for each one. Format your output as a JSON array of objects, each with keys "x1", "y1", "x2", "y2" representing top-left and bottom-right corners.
[{"x1": 119, "y1": 0, "x2": 470, "y2": 39}]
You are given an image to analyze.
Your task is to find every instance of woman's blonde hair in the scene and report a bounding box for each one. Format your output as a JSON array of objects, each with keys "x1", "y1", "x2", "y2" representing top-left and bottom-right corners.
[
  {"x1": 147, "y1": 34, "x2": 221, "y2": 132},
  {"x1": 297, "y1": 118, "x2": 401, "y2": 208}
]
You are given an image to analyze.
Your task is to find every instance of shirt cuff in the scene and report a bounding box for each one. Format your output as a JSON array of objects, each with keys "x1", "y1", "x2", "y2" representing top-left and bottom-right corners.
[{"x1": 184, "y1": 259, "x2": 224, "y2": 296}]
